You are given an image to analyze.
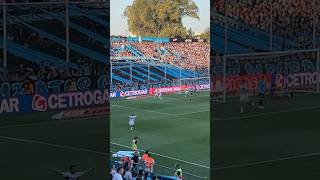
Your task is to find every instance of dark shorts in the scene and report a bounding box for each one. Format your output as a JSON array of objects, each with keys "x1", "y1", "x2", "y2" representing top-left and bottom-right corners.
[{"x1": 258, "y1": 93, "x2": 265, "y2": 99}]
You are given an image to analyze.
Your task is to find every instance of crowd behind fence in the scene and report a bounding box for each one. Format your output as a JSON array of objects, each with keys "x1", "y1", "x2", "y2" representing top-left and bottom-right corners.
[
  {"x1": 0, "y1": 1, "x2": 107, "y2": 82},
  {"x1": 212, "y1": 0, "x2": 320, "y2": 52}
]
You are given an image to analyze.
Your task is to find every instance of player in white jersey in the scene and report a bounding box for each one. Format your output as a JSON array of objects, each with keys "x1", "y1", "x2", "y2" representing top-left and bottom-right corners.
[
  {"x1": 52, "y1": 165, "x2": 93, "y2": 180},
  {"x1": 239, "y1": 80, "x2": 254, "y2": 113},
  {"x1": 184, "y1": 87, "x2": 193, "y2": 99},
  {"x1": 129, "y1": 113, "x2": 136, "y2": 130},
  {"x1": 154, "y1": 89, "x2": 163, "y2": 100}
]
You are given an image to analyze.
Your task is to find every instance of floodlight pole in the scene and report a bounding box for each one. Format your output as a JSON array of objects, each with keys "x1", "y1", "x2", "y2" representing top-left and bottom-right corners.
[
  {"x1": 317, "y1": 50, "x2": 320, "y2": 93},
  {"x1": 179, "y1": 67, "x2": 182, "y2": 87},
  {"x1": 269, "y1": 0, "x2": 273, "y2": 51},
  {"x1": 147, "y1": 63, "x2": 150, "y2": 82},
  {"x1": 3, "y1": 3, "x2": 7, "y2": 81},
  {"x1": 110, "y1": 62, "x2": 113, "y2": 84},
  {"x1": 223, "y1": 55, "x2": 226, "y2": 102},
  {"x1": 130, "y1": 62, "x2": 133, "y2": 82},
  {"x1": 164, "y1": 66, "x2": 167, "y2": 79},
  {"x1": 224, "y1": 1, "x2": 228, "y2": 54},
  {"x1": 66, "y1": 0, "x2": 70, "y2": 77},
  {"x1": 313, "y1": 0, "x2": 317, "y2": 48}
]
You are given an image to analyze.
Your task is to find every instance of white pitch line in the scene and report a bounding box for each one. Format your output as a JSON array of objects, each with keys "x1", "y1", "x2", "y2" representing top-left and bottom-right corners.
[
  {"x1": 214, "y1": 105, "x2": 320, "y2": 121},
  {"x1": 111, "y1": 104, "x2": 209, "y2": 116},
  {"x1": 0, "y1": 116, "x2": 103, "y2": 129},
  {"x1": 110, "y1": 142, "x2": 210, "y2": 169},
  {"x1": 111, "y1": 105, "x2": 174, "y2": 115},
  {"x1": 175, "y1": 109, "x2": 209, "y2": 115},
  {"x1": 0, "y1": 136, "x2": 107, "y2": 156},
  {"x1": 213, "y1": 152, "x2": 320, "y2": 171}
]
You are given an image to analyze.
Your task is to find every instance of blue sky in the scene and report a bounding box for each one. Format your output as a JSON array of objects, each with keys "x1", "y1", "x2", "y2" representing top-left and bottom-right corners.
[{"x1": 110, "y1": 0, "x2": 210, "y2": 36}]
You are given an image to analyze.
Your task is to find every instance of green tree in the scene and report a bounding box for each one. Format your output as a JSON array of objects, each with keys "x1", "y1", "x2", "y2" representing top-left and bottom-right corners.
[
  {"x1": 124, "y1": 0, "x2": 199, "y2": 38},
  {"x1": 199, "y1": 27, "x2": 210, "y2": 42}
]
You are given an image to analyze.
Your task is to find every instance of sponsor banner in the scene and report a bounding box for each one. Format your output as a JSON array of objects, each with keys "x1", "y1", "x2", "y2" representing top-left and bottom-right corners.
[
  {"x1": 149, "y1": 85, "x2": 189, "y2": 95},
  {"x1": 195, "y1": 84, "x2": 210, "y2": 90},
  {"x1": 51, "y1": 106, "x2": 109, "y2": 120},
  {"x1": 149, "y1": 84, "x2": 210, "y2": 95},
  {"x1": 211, "y1": 72, "x2": 320, "y2": 93},
  {"x1": 33, "y1": 89, "x2": 109, "y2": 111},
  {"x1": 110, "y1": 85, "x2": 210, "y2": 99},
  {"x1": 211, "y1": 74, "x2": 272, "y2": 93},
  {"x1": 0, "y1": 97, "x2": 22, "y2": 114},
  {"x1": 119, "y1": 89, "x2": 148, "y2": 97},
  {"x1": 0, "y1": 89, "x2": 109, "y2": 115},
  {"x1": 276, "y1": 72, "x2": 320, "y2": 89},
  {"x1": 110, "y1": 89, "x2": 149, "y2": 98}
]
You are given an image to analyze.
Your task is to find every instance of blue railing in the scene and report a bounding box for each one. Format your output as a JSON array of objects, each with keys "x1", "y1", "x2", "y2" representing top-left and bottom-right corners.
[
  {"x1": 0, "y1": 37, "x2": 79, "y2": 69},
  {"x1": 9, "y1": 15, "x2": 107, "y2": 63}
]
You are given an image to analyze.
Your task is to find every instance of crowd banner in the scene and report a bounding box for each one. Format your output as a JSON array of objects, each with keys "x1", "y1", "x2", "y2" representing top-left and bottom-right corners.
[{"x1": 0, "y1": 75, "x2": 108, "y2": 97}]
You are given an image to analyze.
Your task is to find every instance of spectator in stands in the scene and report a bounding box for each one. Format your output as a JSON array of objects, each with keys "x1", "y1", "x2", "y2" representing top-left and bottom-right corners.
[
  {"x1": 23, "y1": 79, "x2": 35, "y2": 95},
  {"x1": 111, "y1": 41, "x2": 209, "y2": 71},
  {"x1": 144, "y1": 154, "x2": 155, "y2": 173},
  {"x1": 112, "y1": 167, "x2": 124, "y2": 180},
  {"x1": 136, "y1": 169, "x2": 144, "y2": 180},
  {"x1": 131, "y1": 151, "x2": 140, "y2": 172},
  {"x1": 141, "y1": 150, "x2": 149, "y2": 163},
  {"x1": 152, "y1": 176, "x2": 160, "y2": 180},
  {"x1": 110, "y1": 165, "x2": 117, "y2": 179},
  {"x1": 124, "y1": 166, "x2": 133, "y2": 180},
  {"x1": 120, "y1": 154, "x2": 129, "y2": 165},
  {"x1": 213, "y1": 0, "x2": 318, "y2": 47}
]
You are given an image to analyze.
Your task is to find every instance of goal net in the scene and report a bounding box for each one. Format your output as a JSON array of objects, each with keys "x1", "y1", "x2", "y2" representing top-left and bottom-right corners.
[
  {"x1": 178, "y1": 77, "x2": 210, "y2": 94},
  {"x1": 212, "y1": 49, "x2": 320, "y2": 102}
]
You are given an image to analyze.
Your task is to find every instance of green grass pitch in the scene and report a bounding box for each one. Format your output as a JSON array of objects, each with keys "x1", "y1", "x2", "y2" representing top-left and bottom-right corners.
[
  {"x1": 0, "y1": 111, "x2": 107, "y2": 180},
  {"x1": 212, "y1": 93, "x2": 320, "y2": 179},
  {"x1": 111, "y1": 92, "x2": 210, "y2": 179}
]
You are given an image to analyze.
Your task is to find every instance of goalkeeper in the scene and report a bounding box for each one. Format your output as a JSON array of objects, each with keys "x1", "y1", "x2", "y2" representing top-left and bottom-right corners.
[{"x1": 257, "y1": 77, "x2": 266, "y2": 109}]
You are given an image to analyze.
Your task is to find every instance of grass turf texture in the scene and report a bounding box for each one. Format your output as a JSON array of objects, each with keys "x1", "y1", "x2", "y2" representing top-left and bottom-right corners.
[
  {"x1": 0, "y1": 111, "x2": 107, "y2": 180},
  {"x1": 212, "y1": 93, "x2": 320, "y2": 179},
  {"x1": 111, "y1": 92, "x2": 210, "y2": 179}
]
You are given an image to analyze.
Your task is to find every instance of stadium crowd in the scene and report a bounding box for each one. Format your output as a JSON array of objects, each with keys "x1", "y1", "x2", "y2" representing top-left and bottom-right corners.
[
  {"x1": 111, "y1": 41, "x2": 209, "y2": 71},
  {"x1": 0, "y1": 5, "x2": 108, "y2": 96},
  {"x1": 110, "y1": 150, "x2": 158, "y2": 180},
  {"x1": 214, "y1": 0, "x2": 319, "y2": 44}
]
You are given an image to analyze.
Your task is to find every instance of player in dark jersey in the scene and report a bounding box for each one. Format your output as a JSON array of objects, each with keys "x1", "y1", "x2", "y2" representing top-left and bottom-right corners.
[{"x1": 257, "y1": 77, "x2": 266, "y2": 109}]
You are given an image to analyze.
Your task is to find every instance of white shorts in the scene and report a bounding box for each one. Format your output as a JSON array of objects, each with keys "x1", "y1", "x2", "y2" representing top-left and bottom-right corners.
[
  {"x1": 129, "y1": 121, "x2": 134, "y2": 126},
  {"x1": 240, "y1": 93, "x2": 249, "y2": 102}
]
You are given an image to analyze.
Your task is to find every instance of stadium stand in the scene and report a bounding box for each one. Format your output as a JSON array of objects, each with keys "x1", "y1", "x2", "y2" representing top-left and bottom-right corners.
[
  {"x1": 212, "y1": 0, "x2": 320, "y2": 53},
  {"x1": 110, "y1": 38, "x2": 209, "y2": 93},
  {"x1": 1, "y1": 3, "x2": 108, "y2": 95}
]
